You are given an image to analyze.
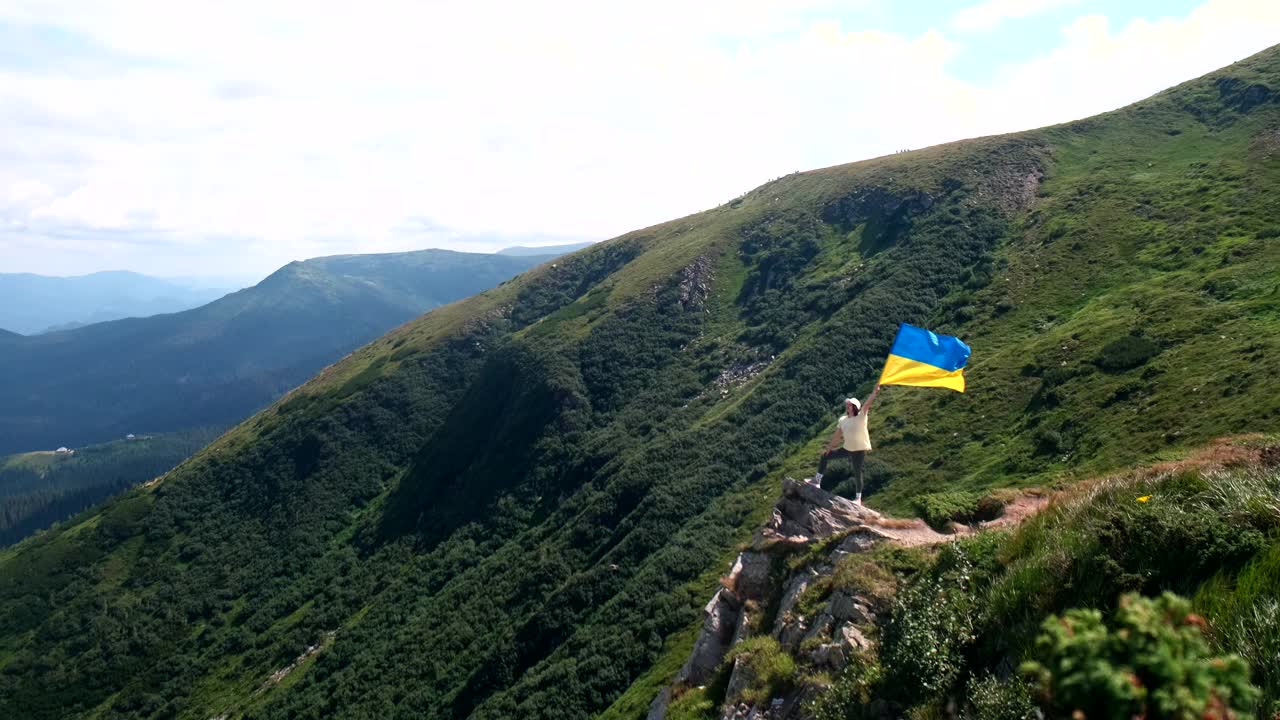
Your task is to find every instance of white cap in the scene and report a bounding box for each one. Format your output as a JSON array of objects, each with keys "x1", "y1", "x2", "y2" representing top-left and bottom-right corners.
[{"x1": 845, "y1": 397, "x2": 861, "y2": 410}]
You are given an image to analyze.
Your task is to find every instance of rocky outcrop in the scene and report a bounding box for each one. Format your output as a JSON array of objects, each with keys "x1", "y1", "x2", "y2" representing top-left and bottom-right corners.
[
  {"x1": 650, "y1": 479, "x2": 887, "y2": 720},
  {"x1": 756, "y1": 478, "x2": 882, "y2": 546},
  {"x1": 676, "y1": 255, "x2": 716, "y2": 311},
  {"x1": 676, "y1": 589, "x2": 743, "y2": 686}
]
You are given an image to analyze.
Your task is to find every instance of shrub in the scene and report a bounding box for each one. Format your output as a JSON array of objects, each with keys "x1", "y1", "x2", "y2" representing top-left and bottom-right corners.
[
  {"x1": 1095, "y1": 335, "x2": 1160, "y2": 371},
  {"x1": 1032, "y1": 428, "x2": 1064, "y2": 456},
  {"x1": 808, "y1": 652, "x2": 884, "y2": 720},
  {"x1": 913, "y1": 491, "x2": 1006, "y2": 530},
  {"x1": 964, "y1": 674, "x2": 1036, "y2": 720},
  {"x1": 914, "y1": 491, "x2": 980, "y2": 530},
  {"x1": 882, "y1": 546, "x2": 978, "y2": 698},
  {"x1": 1022, "y1": 592, "x2": 1259, "y2": 720}
]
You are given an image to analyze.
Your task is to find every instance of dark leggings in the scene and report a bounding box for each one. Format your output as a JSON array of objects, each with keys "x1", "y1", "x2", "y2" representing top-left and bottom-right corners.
[{"x1": 818, "y1": 448, "x2": 865, "y2": 491}]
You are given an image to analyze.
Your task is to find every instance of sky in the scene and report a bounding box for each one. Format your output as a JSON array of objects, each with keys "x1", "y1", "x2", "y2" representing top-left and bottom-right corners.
[{"x1": 1, "y1": 0, "x2": 1279, "y2": 280}]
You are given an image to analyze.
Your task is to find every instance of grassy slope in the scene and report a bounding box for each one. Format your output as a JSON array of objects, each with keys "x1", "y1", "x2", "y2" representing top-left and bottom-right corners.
[
  {"x1": 602, "y1": 48, "x2": 1280, "y2": 716},
  {"x1": 865, "y1": 72, "x2": 1280, "y2": 511},
  {"x1": 0, "y1": 46, "x2": 1277, "y2": 720}
]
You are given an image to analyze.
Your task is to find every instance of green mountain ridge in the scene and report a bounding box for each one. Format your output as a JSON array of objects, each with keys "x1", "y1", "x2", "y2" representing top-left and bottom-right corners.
[
  {"x1": 1, "y1": 46, "x2": 1279, "y2": 720},
  {"x1": 497, "y1": 241, "x2": 597, "y2": 257},
  {"x1": 0, "y1": 249, "x2": 554, "y2": 455}
]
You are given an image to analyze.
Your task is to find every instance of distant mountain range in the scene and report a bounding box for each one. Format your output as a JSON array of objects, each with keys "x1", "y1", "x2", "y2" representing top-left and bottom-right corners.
[
  {"x1": 496, "y1": 241, "x2": 595, "y2": 256},
  {"x1": 0, "y1": 270, "x2": 233, "y2": 335},
  {"x1": 0, "y1": 248, "x2": 557, "y2": 455}
]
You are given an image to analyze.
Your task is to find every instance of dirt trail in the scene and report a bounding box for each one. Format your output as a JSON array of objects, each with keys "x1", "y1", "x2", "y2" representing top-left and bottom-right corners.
[{"x1": 863, "y1": 492, "x2": 1052, "y2": 548}]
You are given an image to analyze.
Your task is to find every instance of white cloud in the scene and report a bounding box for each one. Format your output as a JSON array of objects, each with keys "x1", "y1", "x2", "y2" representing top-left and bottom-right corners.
[
  {"x1": 952, "y1": 0, "x2": 1080, "y2": 32},
  {"x1": 0, "y1": 0, "x2": 1278, "y2": 276}
]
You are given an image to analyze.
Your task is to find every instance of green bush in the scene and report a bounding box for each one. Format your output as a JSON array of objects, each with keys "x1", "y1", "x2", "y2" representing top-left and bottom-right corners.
[
  {"x1": 1022, "y1": 592, "x2": 1259, "y2": 720},
  {"x1": 808, "y1": 652, "x2": 883, "y2": 720},
  {"x1": 914, "y1": 491, "x2": 979, "y2": 529},
  {"x1": 1033, "y1": 428, "x2": 1064, "y2": 456},
  {"x1": 913, "y1": 491, "x2": 1005, "y2": 530},
  {"x1": 964, "y1": 675, "x2": 1036, "y2": 720},
  {"x1": 1095, "y1": 335, "x2": 1160, "y2": 371},
  {"x1": 882, "y1": 545, "x2": 978, "y2": 698}
]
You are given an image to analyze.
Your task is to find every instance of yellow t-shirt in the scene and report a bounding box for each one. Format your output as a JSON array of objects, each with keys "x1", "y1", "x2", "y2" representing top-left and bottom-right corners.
[{"x1": 838, "y1": 412, "x2": 871, "y2": 452}]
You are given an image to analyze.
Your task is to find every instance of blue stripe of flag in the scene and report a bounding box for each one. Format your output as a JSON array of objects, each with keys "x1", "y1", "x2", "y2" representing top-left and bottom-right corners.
[{"x1": 888, "y1": 323, "x2": 971, "y2": 372}]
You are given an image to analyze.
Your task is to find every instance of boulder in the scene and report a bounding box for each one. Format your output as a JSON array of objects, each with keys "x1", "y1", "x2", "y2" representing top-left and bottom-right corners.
[
  {"x1": 809, "y1": 642, "x2": 848, "y2": 671},
  {"x1": 828, "y1": 591, "x2": 874, "y2": 625},
  {"x1": 838, "y1": 622, "x2": 872, "y2": 653},
  {"x1": 771, "y1": 568, "x2": 820, "y2": 636},
  {"x1": 835, "y1": 527, "x2": 888, "y2": 555},
  {"x1": 802, "y1": 610, "x2": 836, "y2": 646},
  {"x1": 730, "y1": 603, "x2": 753, "y2": 648},
  {"x1": 676, "y1": 588, "x2": 740, "y2": 686},
  {"x1": 727, "y1": 551, "x2": 772, "y2": 601},
  {"x1": 756, "y1": 478, "x2": 880, "y2": 546}
]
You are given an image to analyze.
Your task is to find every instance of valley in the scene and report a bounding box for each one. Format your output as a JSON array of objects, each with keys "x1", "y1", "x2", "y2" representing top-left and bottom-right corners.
[{"x1": 1, "y1": 42, "x2": 1278, "y2": 720}]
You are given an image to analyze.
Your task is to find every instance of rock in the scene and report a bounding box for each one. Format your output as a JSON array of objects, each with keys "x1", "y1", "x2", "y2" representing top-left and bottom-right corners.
[
  {"x1": 646, "y1": 687, "x2": 672, "y2": 720},
  {"x1": 835, "y1": 527, "x2": 888, "y2": 555},
  {"x1": 756, "y1": 478, "x2": 880, "y2": 546},
  {"x1": 802, "y1": 610, "x2": 836, "y2": 646},
  {"x1": 727, "y1": 551, "x2": 772, "y2": 600},
  {"x1": 676, "y1": 588, "x2": 740, "y2": 686},
  {"x1": 730, "y1": 603, "x2": 753, "y2": 648},
  {"x1": 828, "y1": 592, "x2": 874, "y2": 625},
  {"x1": 771, "y1": 568, "x2": 819, "y2": 636},
  {"x1": 676, "y1": 255, "x2": 715, "y2": 311},
  {"x1": 723, "y1": 656, "x2": 757, "y2": 705},
  {"x1": 776, "y1": 615, "x2": 809, "y2": 652},
  {"x1": 837, "y1": 622, "x2": 872, "y2": 653},
  {"x1": 809, "y1": 642, "x2": 848, "y2": 671}
]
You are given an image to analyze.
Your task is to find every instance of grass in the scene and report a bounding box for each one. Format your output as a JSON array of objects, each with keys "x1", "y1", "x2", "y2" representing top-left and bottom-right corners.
[
  {"x1": 1, "y1": 451, "x2": 63, "y2": 474},
  {"x1": 862, "y1": 90, "x2": 1280, "y2": 515},
  {"x1": 723, "y1": 636, "x2": 797, "y2": 705},
  {"x1": 778, "y1": 439, "x2": 1280, "y2": 718}
]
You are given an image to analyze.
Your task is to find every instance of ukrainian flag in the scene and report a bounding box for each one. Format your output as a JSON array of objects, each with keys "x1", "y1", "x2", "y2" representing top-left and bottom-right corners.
[{"x1": 878, "y1": 323, "x2": 971, "y2": 392}]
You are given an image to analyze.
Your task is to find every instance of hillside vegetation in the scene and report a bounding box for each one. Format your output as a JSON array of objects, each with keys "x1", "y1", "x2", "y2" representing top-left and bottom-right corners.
[
  {"x1": 0, "y1": 429, "x2": 223, "y2": 546},
  {"x1": 0, "y1": 249, "x2": 552, "y2": 455},
  {"x1": 0, "y1": 46, "x2": 1278, "y2": 720},
  {"x1": 631, "y1": 438, "x2": 1280, "y2": 720}
]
